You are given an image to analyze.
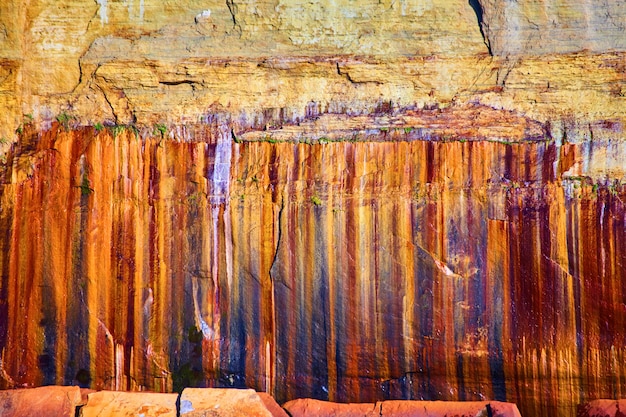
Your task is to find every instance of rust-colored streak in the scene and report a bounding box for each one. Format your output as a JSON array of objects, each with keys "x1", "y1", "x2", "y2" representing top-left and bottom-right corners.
[{"x1": 0, "y1": 126, "x2": 625, "y2": 417}]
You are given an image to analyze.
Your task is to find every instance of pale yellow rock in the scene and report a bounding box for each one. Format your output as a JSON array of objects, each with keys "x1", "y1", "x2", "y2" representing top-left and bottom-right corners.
[
  {"x1": 80, "y1": 391, "x2": 178, "y2": 417},
  {"x1": 0, "y1": 0, "x2": 485, "y2": 138},
  {"x1": 476, "y1": 53, "x2": 626, "y2": 124},
  {"x1": 480, "y1": 0, "x2": 626, "y2": 56},
  {"x1": 0, "y1": 0, "x2": 624, "y2": 143},
  {"x1": 72, "y1": 55, "x2": 499, "y2": 127}
]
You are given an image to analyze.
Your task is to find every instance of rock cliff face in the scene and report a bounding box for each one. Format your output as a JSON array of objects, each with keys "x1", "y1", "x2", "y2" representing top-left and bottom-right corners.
[
  {"x1": 0, "y1": 0, "x2": 624, "y2": 137},
  {"x1": 1, "y1": 114, "x2": 625, "y2": 417},
  {"x1": 0, "y1": 1, "x2": 625, "y2": 417}
]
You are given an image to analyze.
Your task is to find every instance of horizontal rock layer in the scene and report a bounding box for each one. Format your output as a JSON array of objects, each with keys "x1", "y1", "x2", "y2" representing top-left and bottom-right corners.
[
  {"x1": 0, "y1": 386, "x2": 526, "y2": 417},
  {"x1": 1, "y1": 119, "x2": 625, "y2": 417},
  {"x1": 282, "y1": 398, "x2": 522, "y2": 417},
  {"x1": 1, "y1": 1, "x2": 625, "y2": 141},
  {"x1": 180, "y1": 388, "x2": 275, "y2": 416}
]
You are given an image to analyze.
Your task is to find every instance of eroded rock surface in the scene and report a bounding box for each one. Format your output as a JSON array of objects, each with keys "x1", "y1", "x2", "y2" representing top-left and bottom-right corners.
[
  {"x1": 577, "y1": 399, "x2": 626, "y2": 417},
  {"x1": 282, "y1": 398, "x2": 523, "y2": 417},
  {"x1": 1, "y1": 2, "x2": 625, "y2": 417},
  {"x1": 0, "y1": 119, "x2": 625, "y2": 417},
  {"x1": 80, "y1": 391, "x2": 178, "y2": 417},
  {"x1": 0, "y1": 386, "x2": 82, "y2": 417},
  {"x1": 283, "y1": 398, "x2": 377, "y2": 417},
  {"x1": 179, "y1": 388, "x2": 274, "y2": 417},
  {"x1": 0, "y1": 1, "x2": 624, "y2": 141},
  {"x1": 379, "y1": 400, "x2": 522, "y2": 417},
  {"x1": 479, "y1": 0, "x2": 626, "y2": 56},
  {"x1": 257, "y1": 392, "x2": 290, "y2": 417}
]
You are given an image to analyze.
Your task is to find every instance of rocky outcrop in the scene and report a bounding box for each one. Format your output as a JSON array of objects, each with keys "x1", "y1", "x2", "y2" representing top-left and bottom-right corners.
[
  {"x1": 0, "y1": 0, "x2": 484, "y2": 140},
  {"x1": 257, "y1": 392, "x2": 290, "y2": 417},
  {"x1": 78, "y1": 388, "x2": 283, "y2": 417},
  {"x1": 379, "y1": 400, "x2": 522, "y2": 417},
  {"x1": 80, "y1": 391, "x2": 178, "y2": 417},
  {"x1": 283, "y1": 398, "x2": 377, "y2": 417},
  {"x1": 180, "y1": 388, "x2": 275, "y2": 416},
  {"x1": 282, "y1": 398, "x2": 523, "y2": 417},
  {"x1": 0, "y1": 387, "x2": 527, "y2": 417},
  {"x1": 577, "y1": 400, "x2": 626, "y2": 417},
  {"x1": 479, "y1": 1, "x2": 626, "y2": 56},
  {"x1": 0, "y1": 1, "x2": 624, "y2": 140},
  {"x1": 0, "y1": 386, "x2": 82, "y2": 417}
]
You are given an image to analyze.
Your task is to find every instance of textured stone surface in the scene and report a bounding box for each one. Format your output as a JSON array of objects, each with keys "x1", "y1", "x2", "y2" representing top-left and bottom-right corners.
[
  {"x1": 1, "y1": 122, "x2": 625, "y2": 417},
  {"x1": 1, "y1": 2, "x2": 626, "y2": 417},
  {"x1": 283, "y1": 398, "x2": 377, "y2": 417},
  {"x1": 577, "y1": 399, "x2": 626, "y2": 417},
  {"x1": 379, "y1": 400, "x2": 522, "y2": 417},
  {"x1": 480, "y1": 0, "x2": 626, "y2": 56},
  {"x1": 80, "y1": 391, "x2": 178, "y2": 417},
  {"x1": 257, "y1": 392, "x2": 290, "y2": 417},
  {"x1": 0, "y1": 0, "x2": 486, "y2": 139},
  {"x1": 0, "y1": 1, "x2": 625, "y2": 141},
  {"x1": 282, "y1": 399, "x2": 523, "y2": 417},
  {"x1": 0, "y1": 386, "x2": 82, "y2": 417},
  {"x1": 179, "y1": 388, "x2": 274, "y2": 416}
]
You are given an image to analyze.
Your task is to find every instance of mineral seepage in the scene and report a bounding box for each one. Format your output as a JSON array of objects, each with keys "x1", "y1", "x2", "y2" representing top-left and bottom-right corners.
[{"x1": 1, "y1": 109, "x2": 625, "y2": 417}]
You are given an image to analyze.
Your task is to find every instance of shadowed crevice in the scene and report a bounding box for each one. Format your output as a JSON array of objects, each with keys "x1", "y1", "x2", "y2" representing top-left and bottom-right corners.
[{"x1": 468, "y1": 0, "x2": 492, "y2": 56}]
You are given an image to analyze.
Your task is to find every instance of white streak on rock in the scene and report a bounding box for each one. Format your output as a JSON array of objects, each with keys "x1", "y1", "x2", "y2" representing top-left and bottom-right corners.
[{"x1": 97, "y1": 0, "x2": 108, "y2": 24}]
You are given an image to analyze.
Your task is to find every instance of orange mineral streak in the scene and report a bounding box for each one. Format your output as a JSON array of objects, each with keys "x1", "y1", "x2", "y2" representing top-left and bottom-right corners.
[{"x1": 0, "y1": 123, "x2": 625, "y2": 417}]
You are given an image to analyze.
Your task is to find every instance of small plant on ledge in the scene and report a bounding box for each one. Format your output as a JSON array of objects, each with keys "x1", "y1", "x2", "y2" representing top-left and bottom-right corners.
[
  {"x1": 56, "y1": 112, "x2": 74, "y2": 131},
  {"x1": 311, "y1": 195, "x2": 322, "y2": 206},
  {"x1": 111, "y1": 124, "x2": 126, "y2": 138},
  {"x1": 154, "y1": 123, "x2": 167, "y2": 138}
]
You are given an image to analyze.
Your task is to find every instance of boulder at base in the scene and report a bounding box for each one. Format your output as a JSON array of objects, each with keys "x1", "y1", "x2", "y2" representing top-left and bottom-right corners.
[
  {"x1": 0, "y1": 386, "x2": 82, "y2": 417},
  {"x1": 179, "y1": 388, "x2": 275, "y2": 417},
  {"x1": 577, "y1": 399, "x2": 626, "y2": 417},
  {"x1": 379, "y1": 400, "x2": 522, "y2": 417},
  {"x1": 283, "y1": 399, "x2": 522, "y2": 417},
  {"x1": 257, "y1": 392, "x2": 290, "y2": 417},
  {"x1": 80, "y1": 391, "x2": 178, "y2": 417},
  {"x1": 282, "y1": 398, "x2": 378, "y2": 417}
]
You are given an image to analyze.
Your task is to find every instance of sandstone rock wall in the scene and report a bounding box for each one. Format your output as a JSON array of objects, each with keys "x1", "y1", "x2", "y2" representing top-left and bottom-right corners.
[
  {"x1": 1, "y1": 2, "x2": 626, "y2": 417},
  {"x1": 1, "y1": 119, "x2": 625, "y2": 416},
  {"x1": 0, "y1": 1, "x2": 625, "y2": 140},
  {"x1": 480, "y1": 0, "x2": 626, "y2": 56}
]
